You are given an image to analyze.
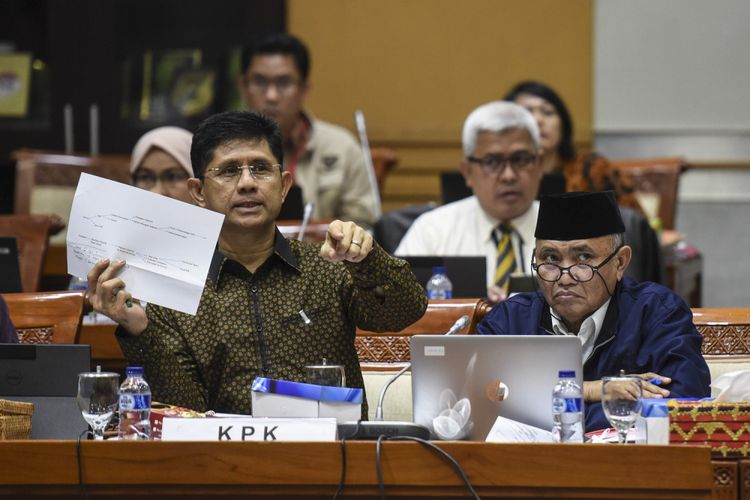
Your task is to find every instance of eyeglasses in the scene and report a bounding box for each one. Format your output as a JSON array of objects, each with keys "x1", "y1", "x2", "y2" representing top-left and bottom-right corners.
[
  {"x1": 466, "y1": 152, "x2": 537, "y2": 175},
  {"x1": 532, "y1": 247, "x2": 621, "y2": 283},
  {"x1": 132, "y1": 169, "x2": 189, "y2": 190},
  {"x1": 245, "y1": 75, "x2": 299, "y2": 96},
  {"x1": 203, "y1": 162, "x2": 281, "y2": 183}
]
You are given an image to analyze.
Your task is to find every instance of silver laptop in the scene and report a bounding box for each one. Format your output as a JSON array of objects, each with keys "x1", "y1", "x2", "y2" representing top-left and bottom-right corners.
[
  {"x1": 0, "y1": 344, "x2": 91, "y2": 439},
  {"x1": 411, "y1": 335, "x2": 582, "y2": 440}
]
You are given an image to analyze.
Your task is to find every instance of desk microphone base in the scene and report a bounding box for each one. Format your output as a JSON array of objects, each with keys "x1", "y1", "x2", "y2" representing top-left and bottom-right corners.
[{"x1": 338, "y1": 421, "x2": 431, "y2": 440}]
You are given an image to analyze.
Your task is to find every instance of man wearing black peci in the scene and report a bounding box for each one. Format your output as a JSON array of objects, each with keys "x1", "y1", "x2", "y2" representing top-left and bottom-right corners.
[{"x1": 477, "y1": 191, "x2": 710, "y2": 431}]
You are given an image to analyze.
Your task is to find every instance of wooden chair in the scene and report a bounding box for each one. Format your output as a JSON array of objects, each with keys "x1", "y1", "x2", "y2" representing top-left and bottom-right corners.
[
  {"x1": 12, "y1": 150, "x2": 132, "y2": 215},
  {"x1": 4, "y1": 290, "x2": 86, "y2": 344},
  {"x1": 692, "y1": 308, "x2": 750, "y2": 356},
  {"x1": 370, "y1": 147, "x2": 399, "y2": 195},
  {"x1": 610, "y1": 157, "x2": 686, "y2": 230},
  {"x1": 0, "y1": 214, "x2": 53, "y2": 292},
  {"x1": 356, "y1": 298, "x2": 491, "y2": 368},
  {"x1": 691, "y1": 308, "x2": 750, "y2": 399}
]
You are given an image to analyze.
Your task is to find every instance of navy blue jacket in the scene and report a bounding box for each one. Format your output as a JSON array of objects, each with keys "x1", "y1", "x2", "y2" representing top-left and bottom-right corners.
[
  {"x1": 476, "y1": 277, "x2": 711, "y2": 431},
  {"x1": 0, "y1": 295, "x2": 18, "y2": 344}
]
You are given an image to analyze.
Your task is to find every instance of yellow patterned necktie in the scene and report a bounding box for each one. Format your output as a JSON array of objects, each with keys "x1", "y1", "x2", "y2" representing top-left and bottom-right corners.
[{"x1": 493, "y1": 224, "x2": 517, "y2": 290}]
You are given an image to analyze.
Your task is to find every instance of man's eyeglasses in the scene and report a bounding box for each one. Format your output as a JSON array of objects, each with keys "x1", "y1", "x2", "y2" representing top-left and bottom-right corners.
[
  {"x1": 132, "y1": 169, "x2": 189, "y2": 190},
  {"x1": 466, "y1": 152, "x2": 537, "y2": 175},
  {"x1": 203, "y1": 163, "x2": 281, "y2": 183},
  {"x1": 245, "y1": 75, "x2": 299, "y2": 96},
  {"x1": 532, "y1": 247, "x2": 622, "y2": 283}
]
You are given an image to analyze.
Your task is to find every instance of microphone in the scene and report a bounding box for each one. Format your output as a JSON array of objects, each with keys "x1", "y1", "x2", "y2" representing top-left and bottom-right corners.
[
  {"x1": 338, "y1": 315, "x2": 470, "y2": 440},
  {"x1": 297, "y1": 202, "x2": 314, "y2": 241},
  {"x1": 354, "y1": 110, "x2": 382, "y2": 218}
]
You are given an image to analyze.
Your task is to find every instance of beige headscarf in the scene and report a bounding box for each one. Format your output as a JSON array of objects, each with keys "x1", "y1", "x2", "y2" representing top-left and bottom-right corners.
[{"x1": 130, "y1": 126, "x2": 194, "y2": 176}]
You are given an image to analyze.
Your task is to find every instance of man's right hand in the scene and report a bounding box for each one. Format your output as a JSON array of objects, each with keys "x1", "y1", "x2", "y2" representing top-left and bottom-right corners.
[{"x1": 87, "y1": 259, "x2": 148, "y2": 336}]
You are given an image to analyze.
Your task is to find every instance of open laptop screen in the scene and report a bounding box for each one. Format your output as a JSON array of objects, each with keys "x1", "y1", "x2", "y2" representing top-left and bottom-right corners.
[
  {"x1": 411, "y1": 335, "x2": 582, "y2": 440},
  {"x1": 403, "y1": 256, "x2": 486, "y2": 299},
  {"x1": 0, "y1": 343, "x2": 91, "y2": 439}
]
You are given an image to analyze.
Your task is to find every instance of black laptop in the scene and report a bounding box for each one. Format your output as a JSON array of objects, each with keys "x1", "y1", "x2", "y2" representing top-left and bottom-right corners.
[
  {"x1": 0, "y1": 344, "x2": 91, "y2": 439},
  {"x1": 403, "y1": 256, "x2": 487, "y2": 298},
  {"x1": 0, "y1": 237, "x2": 22, "y2": 293}
]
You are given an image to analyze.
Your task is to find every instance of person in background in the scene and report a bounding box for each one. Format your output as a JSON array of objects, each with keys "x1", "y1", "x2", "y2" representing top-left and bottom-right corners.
[
  {"x1": 396, "y1": 101, "x2": 542, "y2": 304},
  {"x1": 238, "y1": 33, "x2": 377, "y2": 228},
  {"x1": 504, "y1": 81, "x2": 642, "y2": 213},
  {"x1": 477, "y1": 191, "x2": 710, "y2": 431},
  {"x1": 130, "y1": 126, "x2": 194, "y2": 204},
  {"x1": 86, "y1": 111, "x2": 426, "y2": 418},
  {"x1": 0, "y1": 295, "x2": 18, "y2": 343}
]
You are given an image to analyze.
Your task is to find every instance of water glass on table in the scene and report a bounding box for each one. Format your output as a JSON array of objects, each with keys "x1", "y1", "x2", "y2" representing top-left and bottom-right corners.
[
  {"x1": 601, "y1": 373, "x2": 643, "y2": 444},
  {"x1": 77, "y1": 366, "x2": 119, "y2": 440}
]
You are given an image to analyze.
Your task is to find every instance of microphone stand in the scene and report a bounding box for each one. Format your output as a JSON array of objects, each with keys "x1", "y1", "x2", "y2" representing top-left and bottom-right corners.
[
  {"x1": 297, "y1": 202, "x2": 314, "y2": 241},
  {"x1": 339, "y1": 315, "x2": 470, "y2": 439}
]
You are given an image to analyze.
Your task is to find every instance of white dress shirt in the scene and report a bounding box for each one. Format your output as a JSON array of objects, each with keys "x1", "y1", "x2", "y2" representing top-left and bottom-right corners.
[
  {"x1": 551, "y1": 298, "x2": 612, "y2": 363},
  {"x1": 395, "y1": 196, "x2": 539, "y2": 288}
]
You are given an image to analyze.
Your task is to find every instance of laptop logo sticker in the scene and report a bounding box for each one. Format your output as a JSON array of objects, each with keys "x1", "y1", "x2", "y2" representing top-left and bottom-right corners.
[
  {"x1": 424, "y1": 345, "x2": 445, "y2": 357},
  {"x1": 486, "y1": 380, "x2": 509, "y2": 402}
]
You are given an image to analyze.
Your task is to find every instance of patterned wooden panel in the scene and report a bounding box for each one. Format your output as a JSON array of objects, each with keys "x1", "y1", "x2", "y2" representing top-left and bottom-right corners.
[
  {"x1": 741, "y1": 460, "x2": 750, "y2": 500},
  {"x1": 16, "y1": 327, "x2": 54, "y2": 344},
  {"x1": 712, "y1": 461, "x2": 738, "y2": 500},
  {"x1": 692, "y1": 309, "x2": 750, "y2": 356},
  {"x1": 356, "y1": 336, "x2": 411, "y2": 365},
  {"x1": 698, "y1": 325, "x2": 750, "y2": 356}
]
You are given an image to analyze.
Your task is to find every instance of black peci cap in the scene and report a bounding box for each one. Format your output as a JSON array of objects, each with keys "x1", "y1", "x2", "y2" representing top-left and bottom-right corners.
[{"x1": 534, "y1": 191, "x2": 625, "y2": 240}]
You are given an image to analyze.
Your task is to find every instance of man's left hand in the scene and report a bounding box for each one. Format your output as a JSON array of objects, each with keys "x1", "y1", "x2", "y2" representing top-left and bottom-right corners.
[
  {"x1": 321, "y1": 219, "x2": 372, "y2": 263},
  {"x1": 584, "y1": 372, "x2": 671, "y2": 402}
]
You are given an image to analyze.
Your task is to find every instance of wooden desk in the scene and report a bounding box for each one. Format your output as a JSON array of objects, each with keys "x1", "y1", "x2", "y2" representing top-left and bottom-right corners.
[{"x1": 0, "y1": 441, "x2": 713, "y2": 499}]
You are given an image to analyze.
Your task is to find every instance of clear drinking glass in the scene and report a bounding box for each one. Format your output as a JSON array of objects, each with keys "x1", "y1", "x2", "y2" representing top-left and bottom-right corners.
[
  {"x1": 77, "y1": 367, "x2": 120, "y2": 440},
  {"x1": 305, "y1": 359, "x2": 346, "y2": 387},
  {"x1": 601, "y1": 374, "x2": 643, "y2": 444}
]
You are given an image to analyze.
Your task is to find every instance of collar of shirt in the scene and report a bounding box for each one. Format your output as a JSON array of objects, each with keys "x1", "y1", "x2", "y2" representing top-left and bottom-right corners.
[
  {"x1": 207, "y1": 227, "x2": 301, "y2": 286},
  {"x1": 477, "y1": 199, "x2": 538, "y2": 246},
  {"x1": 551, "y1": 297, "x2": 612, "y2": 362}
]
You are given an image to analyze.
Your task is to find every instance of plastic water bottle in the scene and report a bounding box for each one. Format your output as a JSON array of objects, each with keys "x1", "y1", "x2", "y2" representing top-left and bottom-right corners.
[
  {"x1": 551, "y1": 370, "x2": 583, "y2": 443},
  {"x1": 68, "y1": 275, "x2": 87, "y2": 291},
  {"x1": 426, "y1": 266, "x2": 453, "y2": 299},
  {"x1": 118, "y1": 366, "x2": 151, "y2": 440}
]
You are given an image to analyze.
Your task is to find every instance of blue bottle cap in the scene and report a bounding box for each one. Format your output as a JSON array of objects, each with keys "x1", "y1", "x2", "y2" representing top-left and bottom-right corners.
[
  {"x1": 126, "y1": 366, "x2": 144, "y2": 377},
  {"x1": 431, "y1": 266, "x2": 447, "y2": 275},
  {"x1": 558, "y1": 370, "x2": 576, "y2": 378}
]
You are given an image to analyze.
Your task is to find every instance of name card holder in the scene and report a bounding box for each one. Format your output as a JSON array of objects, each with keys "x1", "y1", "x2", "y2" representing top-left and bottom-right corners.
[{"x1": 160, "y1": 417, "x2": 338, "y2": 441}]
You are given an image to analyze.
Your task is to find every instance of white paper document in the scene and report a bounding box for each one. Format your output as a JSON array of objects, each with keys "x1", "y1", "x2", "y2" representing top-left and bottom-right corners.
[
  {"x1": 66, "y1": 173, "x2": 224, "y2": 315},
  {"x1": 485, "y1": 416, "x2": 556, "y2": 443}
]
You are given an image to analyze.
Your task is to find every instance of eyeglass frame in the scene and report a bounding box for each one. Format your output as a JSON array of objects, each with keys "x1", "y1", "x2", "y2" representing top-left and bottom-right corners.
[
  {"x1": 531, "y1": 246, "x2": 623, "y2": 283},
  {"x1": 132, "y1": 168, "x2": 190, "y2": 190},
  {"x1": 244, "y1": 75, "x2": 301, "y2": 96},
  {"x1": 202, "y1": 163, "x2": 282, "y2": 183},
  {"x1": 466, "y1": 152, "x2": 538, "y2": 176}
]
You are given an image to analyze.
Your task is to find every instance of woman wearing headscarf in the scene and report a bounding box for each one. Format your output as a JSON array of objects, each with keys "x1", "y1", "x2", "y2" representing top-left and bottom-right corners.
[{"x1": 130, "y1": 126, "x2": 194, "y2": 203}]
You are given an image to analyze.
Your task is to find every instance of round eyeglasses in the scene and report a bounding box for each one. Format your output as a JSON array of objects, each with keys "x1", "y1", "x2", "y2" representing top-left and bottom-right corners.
[
  {"x1": 203, "y1": 163, "x2": 281, "y2": 184},
  {"x1": 532, "y1": 247, "x2": 621, "y2": 283},
  {"x1": 466, "y1": 152, "x2": 537, "y2": 176}
]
